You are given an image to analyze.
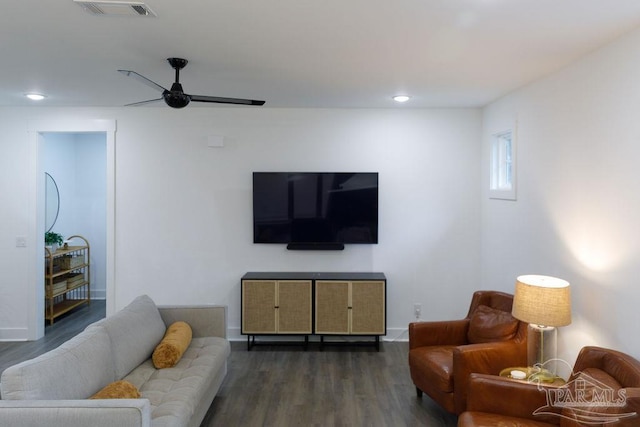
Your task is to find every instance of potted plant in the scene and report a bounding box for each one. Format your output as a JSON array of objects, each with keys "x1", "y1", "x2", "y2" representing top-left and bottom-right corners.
[{"x1": 45, "y1": 231, "x2": 64, "y2": 252}]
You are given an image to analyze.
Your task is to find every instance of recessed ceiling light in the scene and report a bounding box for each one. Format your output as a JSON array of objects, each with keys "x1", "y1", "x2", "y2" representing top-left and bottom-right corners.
[
  {"x1": 393, "y1": 95, "x2": 411, "y2": 103},
  {"x1": 25, "y1": 93, "x2": 46, "y2": 101}
]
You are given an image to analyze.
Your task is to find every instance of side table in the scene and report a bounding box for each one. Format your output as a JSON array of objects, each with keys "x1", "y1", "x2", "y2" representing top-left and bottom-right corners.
[{"x1": 499, "y1": 366, "x2": 567, "y2": 386}]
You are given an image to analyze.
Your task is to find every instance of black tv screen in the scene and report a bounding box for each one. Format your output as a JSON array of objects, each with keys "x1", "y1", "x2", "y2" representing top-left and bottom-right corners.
[{"x1": 253, "y1": 172, "x2": 379, "y2": 245}]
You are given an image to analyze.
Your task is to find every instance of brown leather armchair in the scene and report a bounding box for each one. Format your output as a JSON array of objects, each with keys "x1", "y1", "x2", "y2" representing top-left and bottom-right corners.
[
  {"x1": 408, "y1": 290, "x2": 527, "y2": 414},
  {"x1": 458, "y1": 346, "x2": 640, "y2": 427}
]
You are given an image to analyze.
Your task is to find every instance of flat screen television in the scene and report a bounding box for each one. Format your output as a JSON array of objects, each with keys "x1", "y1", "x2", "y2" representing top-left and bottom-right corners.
[{"x1": 253, "y1": 172, "x2": 378, "y2": 248}]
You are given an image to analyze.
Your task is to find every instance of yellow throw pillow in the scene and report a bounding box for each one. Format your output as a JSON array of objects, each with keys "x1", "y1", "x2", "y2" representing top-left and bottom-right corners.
[
  {"x1": 90, "y1": 380, "x2": 140, "y2": 399},
  {"x1": 152, "y1": 321, "x2": 192, "y2": 368}
]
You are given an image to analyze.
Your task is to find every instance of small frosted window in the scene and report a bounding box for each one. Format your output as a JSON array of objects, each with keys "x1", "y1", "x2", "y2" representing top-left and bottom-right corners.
[{"x1": 490, "y1": 130, "x2": 516, "y2": 200}]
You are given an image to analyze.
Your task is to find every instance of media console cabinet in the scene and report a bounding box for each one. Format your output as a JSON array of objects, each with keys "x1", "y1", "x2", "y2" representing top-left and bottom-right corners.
[{"x1": 241, "y1": 272, "x2": 386, "y2": 351}]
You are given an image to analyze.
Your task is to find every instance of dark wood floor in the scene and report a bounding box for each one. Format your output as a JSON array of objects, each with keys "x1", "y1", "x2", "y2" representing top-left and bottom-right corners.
[
  {"x1": 0, "y1": 299, "x2": 106, "y2": 374},
  {"x1": 0, "y1": 302, "x2": 457, "y2": 426},
  {"x1": 202, "y1": 341, "x2": 458, "y2": 427}
]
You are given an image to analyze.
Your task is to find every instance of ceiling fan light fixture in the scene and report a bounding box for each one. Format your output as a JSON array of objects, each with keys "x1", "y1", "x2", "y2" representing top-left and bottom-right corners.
[
  {"x1": 164, "y1": 92, "x2": 191, "y2": 109},
  {"x1": 119, "y1": 57, "x2": 265, "y2": 108}
]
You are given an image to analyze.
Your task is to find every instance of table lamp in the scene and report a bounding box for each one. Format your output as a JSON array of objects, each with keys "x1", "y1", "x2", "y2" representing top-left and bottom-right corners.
[{"x1": 512, "y1": 275, "x2": 571, "y2": 374}]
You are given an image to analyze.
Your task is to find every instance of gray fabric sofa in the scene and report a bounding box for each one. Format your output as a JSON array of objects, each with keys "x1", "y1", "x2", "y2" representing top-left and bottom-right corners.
[{"x1": 0, "y1": 295, "x2": 230, "y2": 427}]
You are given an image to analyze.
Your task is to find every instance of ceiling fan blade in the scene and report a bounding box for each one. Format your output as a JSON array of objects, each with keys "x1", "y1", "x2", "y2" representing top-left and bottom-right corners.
[
  {"x1": 118, "y1": 70, "x2": 168, "y2": 93},
  {"x1": 190, "y1": 94, "x2": 265, "y2": 106},
  {"x1": 124, "y1": 97, "x2": 164, "y2": 107}
]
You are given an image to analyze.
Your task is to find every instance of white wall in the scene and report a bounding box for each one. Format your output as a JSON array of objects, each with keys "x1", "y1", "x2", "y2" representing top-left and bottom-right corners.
[
  {"x1": 0, "y1": 110, "x2": 34, "y2": 340},
  {"x1": 6, "y1": 24, "x2": 640, "y2": 352},
  {"x1": 481, "y1": 25, "x2": 640, "y2": 364},
  {"x1": 0, "y1": 107, "x2": 481, "y2": 341},
  {"x1": 73, "y1": 133, "x2": 107, "y2": 299}
]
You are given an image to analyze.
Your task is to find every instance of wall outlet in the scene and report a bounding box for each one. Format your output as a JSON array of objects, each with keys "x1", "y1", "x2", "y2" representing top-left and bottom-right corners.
[
  {"x1": 414, "y1": 303, "x2": 422, "y2": 320},
  {"x1": 16, "y1": 236, "x2": 27, "y2": 247}
]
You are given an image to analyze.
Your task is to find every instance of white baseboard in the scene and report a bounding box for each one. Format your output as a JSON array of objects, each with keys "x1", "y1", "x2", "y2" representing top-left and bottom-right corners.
[
  {"x1": 1, "y1": 298, "x2": 105, "y2": 342},
  {"x1": 0, "y1": 328, "x2": 29, "y2": 342},
  {"x1": 385, "y1": 327, "x2": 409, "y2": 342},
  {"x1": 91, "y1": 290, "x2": 106, "y2": 300}
]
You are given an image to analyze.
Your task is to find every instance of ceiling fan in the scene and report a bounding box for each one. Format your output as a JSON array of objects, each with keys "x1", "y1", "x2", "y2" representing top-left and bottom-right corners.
[{"x1": 118, "y1": 58, "x2": 265, "y2": 108}]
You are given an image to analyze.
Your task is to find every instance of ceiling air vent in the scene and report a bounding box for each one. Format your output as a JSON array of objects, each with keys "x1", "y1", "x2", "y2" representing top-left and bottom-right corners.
[{"x1": 74, "y1": 1, "x2": 157, "y2": 17}]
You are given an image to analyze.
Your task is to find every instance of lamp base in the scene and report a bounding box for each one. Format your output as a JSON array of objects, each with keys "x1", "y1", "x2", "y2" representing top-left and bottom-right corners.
[{"x1": 527, "y1": 324, "x2": 558, "y2": 374}]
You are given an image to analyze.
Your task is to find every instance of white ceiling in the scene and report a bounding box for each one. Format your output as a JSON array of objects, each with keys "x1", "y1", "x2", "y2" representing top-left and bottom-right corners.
[{"x1": 3, "y1": 0, "x2": 640, "y2": 109}]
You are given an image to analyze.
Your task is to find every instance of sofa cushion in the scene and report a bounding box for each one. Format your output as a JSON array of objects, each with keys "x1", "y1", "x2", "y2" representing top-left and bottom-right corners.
[
  {"x1": 90, "y1": 380, "x2": 141, "y2": 399},
  {"x1": 467, "y1": 305, "x2": 519, "y2": 344},
  {"x1": 124, "y1": 336, "x2": 230, "y2": 427},
  {"x1": 87, "y1": 295, "x2": 167, "y2": 379},
  {"x1": 153, "y1": 321, "x2": 193, "y2": 369},
  {"x1": 0, "y1": 326, "x2": 115, "y2": 400},
  {"x1": 408, "y1": 345, "x2": 455, "y2": 393},
  {"x1": 560, "y1": 369, "x2": 625, "y2": 427}
]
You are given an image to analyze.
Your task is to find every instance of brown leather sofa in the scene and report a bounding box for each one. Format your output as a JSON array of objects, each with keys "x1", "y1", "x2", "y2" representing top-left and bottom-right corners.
[
  {"x1": 458, "y1": 346, "x2": 640, "y2": 426},
  {"x1": 408, "y1": 290, "x2": 527, "y2": 414}
]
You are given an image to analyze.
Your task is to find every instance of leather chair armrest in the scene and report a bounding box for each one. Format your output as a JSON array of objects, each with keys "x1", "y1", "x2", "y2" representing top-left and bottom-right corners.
[
  {"x1": 572, "y1": 346, "x2": 608, "y2": 372},
  {"x1": 625, "y1": 387, "x2": 640, "y2": 398},
  {"x1": 453, "y1": 340, "x2": 528, "y2": 413},
  {"x1": 465, "y1": 373, "x2": 560, "y2": 424},
  {"x1": 409, "y1": 319, "x2": 469, "y2": 349},
  {"x1": 558, "y1": 387, "x2": 640, "y2": 427},
  {"x1": 573, "y1": 346, "x2": 640, "y2": 389},
  {"x1": 604, "y1": 387, "x2": 640, "y2": 427}
]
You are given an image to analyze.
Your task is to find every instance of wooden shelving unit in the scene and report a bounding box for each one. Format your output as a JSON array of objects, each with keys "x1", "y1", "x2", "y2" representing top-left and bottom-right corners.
[{"x1": 44, "y1": 235, "x2": 90, "y2": 325}]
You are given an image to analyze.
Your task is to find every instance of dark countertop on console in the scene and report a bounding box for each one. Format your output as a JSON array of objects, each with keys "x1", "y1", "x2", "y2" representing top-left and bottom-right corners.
[{"x1": 242, "y1": 272, "x2": 386, "y2": 281}]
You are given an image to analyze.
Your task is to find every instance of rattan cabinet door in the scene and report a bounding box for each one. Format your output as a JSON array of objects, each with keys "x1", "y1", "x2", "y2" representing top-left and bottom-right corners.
[
  {"x1": 277, "y1": 280, "x2": 312, "y2": 333},
  {"x1": 351, "y1": 281, "x2": 385, "y2": 335},
  {"x1": 242, "y1": 280, "x2": 277, "y2": 334},
  {"x1": 315, "y1": 281, "x2": 350, "y2": 334}
]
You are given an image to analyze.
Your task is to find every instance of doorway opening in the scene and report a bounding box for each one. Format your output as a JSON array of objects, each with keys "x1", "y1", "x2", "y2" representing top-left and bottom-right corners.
[
  {"x1": 42, "y1": 132, "x2": 106, "y2": 331},
  {"x1": 30, "y1": 119, "x2": 116, "y2": 341}
]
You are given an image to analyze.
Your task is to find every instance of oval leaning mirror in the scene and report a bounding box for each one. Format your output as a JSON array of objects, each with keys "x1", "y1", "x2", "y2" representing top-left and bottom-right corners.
[{"x1": 45, "y1": 172, "x2": 60, "y2": 232}]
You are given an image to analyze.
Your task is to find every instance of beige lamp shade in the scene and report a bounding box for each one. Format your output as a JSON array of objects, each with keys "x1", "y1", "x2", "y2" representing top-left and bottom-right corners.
[{"x1": 512, "y1": 275, "x2": 571, "y2": 327}]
